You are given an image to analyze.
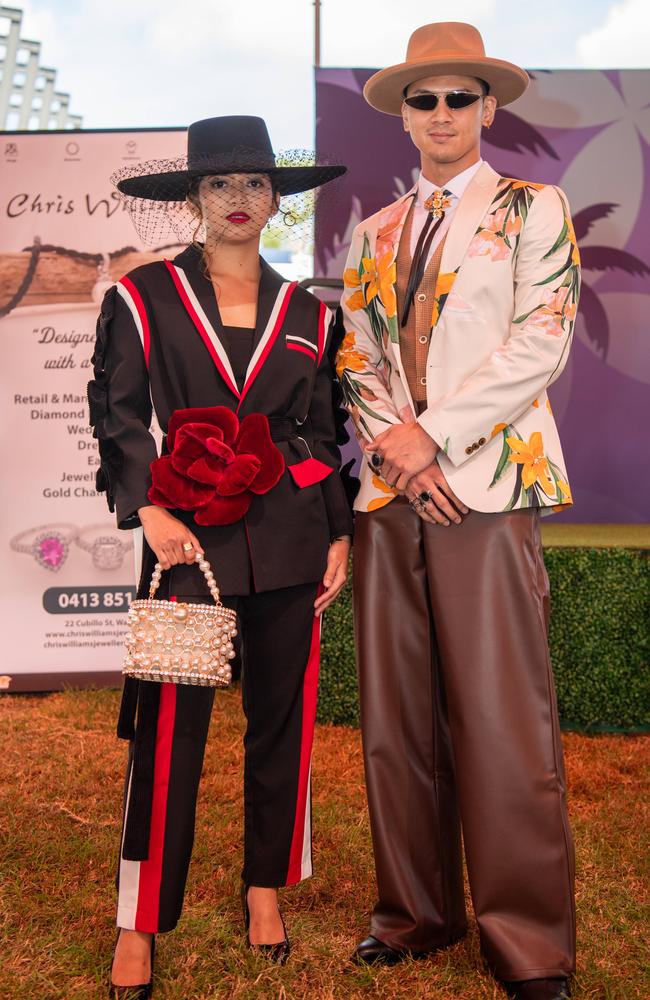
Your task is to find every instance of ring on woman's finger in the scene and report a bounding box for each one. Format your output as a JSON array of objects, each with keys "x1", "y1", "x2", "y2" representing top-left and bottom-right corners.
[
  {"x1": 182, "y1": 541, "x2": 194, "y2": 552},
  {"x1": 370, "y1": 452, "x2": 384, "y2": 469},
  {"x1": 419, "y1": 490, "x2": 433, "y2": 503}
]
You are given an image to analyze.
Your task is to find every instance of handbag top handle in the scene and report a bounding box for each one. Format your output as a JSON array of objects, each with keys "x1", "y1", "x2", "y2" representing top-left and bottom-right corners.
[{"x1": 148, "y1": 551, "x2": 222, "y2": 606}]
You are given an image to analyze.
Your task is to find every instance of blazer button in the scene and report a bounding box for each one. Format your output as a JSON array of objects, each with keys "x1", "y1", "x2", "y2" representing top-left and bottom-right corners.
[
  {"x1": 419, "y1": 335, "x2": 428, "y2": 344},
  {"x1": 465, "y1": 446, "x2": 473, "y2": 455},
  {"x1": 417, "y1": 292, "x2": 427, "y2": 302},
  {"x1": 420, "y1": 376, "x2": 427, "y2": 386},
  {"x1": 478, "y1": 437, "x2": 486, "y2": 446}
]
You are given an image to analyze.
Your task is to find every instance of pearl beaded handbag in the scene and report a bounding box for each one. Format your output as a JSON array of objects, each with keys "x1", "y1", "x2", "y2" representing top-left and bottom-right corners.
[{"x1": 123, "y1": 553, "x2": 238, "y2": 687}]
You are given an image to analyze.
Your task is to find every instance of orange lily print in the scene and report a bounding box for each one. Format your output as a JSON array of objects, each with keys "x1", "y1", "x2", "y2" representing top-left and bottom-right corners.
[
  {"x1": 435, "y1": 271, "x2": 457, "y2": 299},
  {"x1": 343, "y1": 267, "x2": 365, "y2": 312},
  {"x1": 360, "y1": 252, "x2": 397, "y2": 319},
  {"x1": 335, "y1": 331, "x2": 369, "y2": 377},
  {"x1": 431, "y1": 270, "x2": 458, "y2": 326},
  {"x1": 345, "y1": 231, "x2": 401, "y2": 346},
  {"x1": 489, "y1": 423, "x2": 572, "y2": 511},
  {"x1": 367, "y1": 473, "x2": 398, "y2": 511},
  {"x1": 506, "y1": 431, "x2": 555, "y2": 495}
]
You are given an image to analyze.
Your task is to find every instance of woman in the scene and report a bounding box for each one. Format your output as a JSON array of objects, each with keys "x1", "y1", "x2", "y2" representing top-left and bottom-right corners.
[{"x1": 89, "y1": 116, "x2": 352, "y2": 997}]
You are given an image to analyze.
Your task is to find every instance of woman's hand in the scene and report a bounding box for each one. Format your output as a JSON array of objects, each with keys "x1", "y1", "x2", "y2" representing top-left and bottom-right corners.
[
  {"x1": 314, "y1": 536, "x2": 351, "y2": 618},
  {"x1": 138, "y1": 505, "x2": 203, "y2": 570}
]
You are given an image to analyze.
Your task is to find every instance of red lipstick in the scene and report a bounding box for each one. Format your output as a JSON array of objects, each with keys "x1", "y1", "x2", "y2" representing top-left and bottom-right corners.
[{"x1": 227, "y1": 212, "x2": 250, "y2": 224}]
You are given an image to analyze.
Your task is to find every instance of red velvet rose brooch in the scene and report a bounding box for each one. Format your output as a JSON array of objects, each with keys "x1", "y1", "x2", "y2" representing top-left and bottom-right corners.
[{"x1": 148, "y1": 407, "x2": 285, "y2": 525}]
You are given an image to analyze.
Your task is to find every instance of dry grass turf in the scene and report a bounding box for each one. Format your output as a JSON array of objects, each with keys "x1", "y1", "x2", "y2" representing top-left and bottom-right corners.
[{"x1": 0, "y1": 687, "x2": 648, "y2": 999}]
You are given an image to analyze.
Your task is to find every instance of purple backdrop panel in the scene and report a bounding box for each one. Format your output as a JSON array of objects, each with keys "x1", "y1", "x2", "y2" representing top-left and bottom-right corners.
[{"x1": 315, "y1": 68, "x2": 650, "y2": 524}]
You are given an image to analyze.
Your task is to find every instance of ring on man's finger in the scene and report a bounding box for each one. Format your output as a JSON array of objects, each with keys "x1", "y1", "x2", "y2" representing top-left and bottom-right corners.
[
  {"x1": 419, "y1": 490, "x2": 433, "y2": 503},
  {"x1": 370, "y1": 452, "x2": 384, "y2": 469}
]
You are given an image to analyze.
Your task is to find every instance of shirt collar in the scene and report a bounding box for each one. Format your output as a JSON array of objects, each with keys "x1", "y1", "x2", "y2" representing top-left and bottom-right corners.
[{"x1": 417, "y1": 158, "x2": 484, "y2": 205}]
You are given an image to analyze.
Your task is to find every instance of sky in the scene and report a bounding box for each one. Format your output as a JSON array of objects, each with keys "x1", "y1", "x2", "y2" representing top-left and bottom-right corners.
[{"x1": 9, "y1": 0, "x2": 650, "y2": 147}]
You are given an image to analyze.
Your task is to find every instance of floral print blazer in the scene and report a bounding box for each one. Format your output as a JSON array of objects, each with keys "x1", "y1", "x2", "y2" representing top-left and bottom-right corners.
[{"x1": 337, "y1": 161, "x2": 581, "y2": 514}]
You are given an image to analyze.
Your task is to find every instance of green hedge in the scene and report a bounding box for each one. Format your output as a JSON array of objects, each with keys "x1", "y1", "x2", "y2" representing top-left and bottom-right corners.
[{"x1": 318, "y1": 547, "x2": 650, "y2": 733}]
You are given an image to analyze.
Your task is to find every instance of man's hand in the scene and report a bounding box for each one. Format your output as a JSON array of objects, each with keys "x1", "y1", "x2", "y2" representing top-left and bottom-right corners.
[
  {"x1": 406, "y1": 462, "x2": 469, "y2": 526},
  {"x1": 364, "y1": 422, "x2": 438, "y2": 489}
]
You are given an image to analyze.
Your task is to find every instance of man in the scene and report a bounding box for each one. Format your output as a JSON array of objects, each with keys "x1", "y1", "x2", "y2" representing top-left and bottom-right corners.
[{"x1": 337, "y1": 22, "x2": 579, "y2": 1000}]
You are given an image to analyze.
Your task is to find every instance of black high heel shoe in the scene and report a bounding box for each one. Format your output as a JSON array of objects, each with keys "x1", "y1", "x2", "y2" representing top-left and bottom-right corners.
[
  {"x1": 108, "y1": 931, "x2": 155, "y2": 999},
  {"x1": 241, "y1": 883, "x2": 291, "y2": 965}
]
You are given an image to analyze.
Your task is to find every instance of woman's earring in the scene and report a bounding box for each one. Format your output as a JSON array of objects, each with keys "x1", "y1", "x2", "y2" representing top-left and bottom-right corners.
[{"x1": 283, "y1": 210, "x2": 297, "y2": 227}]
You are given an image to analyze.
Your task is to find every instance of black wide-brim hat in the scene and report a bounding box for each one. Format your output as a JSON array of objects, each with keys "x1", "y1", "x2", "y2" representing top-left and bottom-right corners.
[{"x1": 116, "y1": 116, "x2": 346, "y2": 201}]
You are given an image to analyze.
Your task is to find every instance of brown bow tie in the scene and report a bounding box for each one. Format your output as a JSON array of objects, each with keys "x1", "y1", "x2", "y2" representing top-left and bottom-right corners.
[{"x1": 401, "y1": 188, "x2": 452, "y2": 327}]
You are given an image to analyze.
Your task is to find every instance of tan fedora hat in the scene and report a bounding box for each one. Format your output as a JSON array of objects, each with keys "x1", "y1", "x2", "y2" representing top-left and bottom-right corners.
[{"x1": 364, "y1": 22, "x2": 529, "y2": 115}]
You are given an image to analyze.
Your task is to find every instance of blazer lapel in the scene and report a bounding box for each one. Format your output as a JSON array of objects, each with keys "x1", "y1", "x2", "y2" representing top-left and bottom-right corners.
[
  {"x1": 165, "y1": 249, "x2": 240, "y2": 399},
  {"x1": 432, "y1": 161, "x2": 502, "y2": 326},
  {"x1": 238, "y1": 261, "x2": 297, "y2": 411},
  {"x1": 251, "y1": 260, "x2": 283, "y2": 352},
  {"x1": 378, "y1": 187, "x2": 416, "y2": 262},
  {"x1": 372, "y1": 188, "x2": 416, "y2": 337},
  {"x1": 166, "y1": 252, "x2": 296, "y2": 410},
  {"x1": 367, "y1": 189, "x2": 417, "y2": 408}
]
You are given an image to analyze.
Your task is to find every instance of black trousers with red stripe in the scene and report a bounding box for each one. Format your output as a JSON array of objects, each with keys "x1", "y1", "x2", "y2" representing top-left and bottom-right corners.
[{"x1": 116, "y1": 581, "x2": 321, "y2": 933}]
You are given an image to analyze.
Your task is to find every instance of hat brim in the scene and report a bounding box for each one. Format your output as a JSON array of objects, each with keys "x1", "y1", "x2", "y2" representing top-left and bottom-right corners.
[
  {"x1": 117, "y1": 164, "x2": 346, "y2": 202},
  {"x1": 363, "y1": 56, "x2": 529, "y2": 114}
]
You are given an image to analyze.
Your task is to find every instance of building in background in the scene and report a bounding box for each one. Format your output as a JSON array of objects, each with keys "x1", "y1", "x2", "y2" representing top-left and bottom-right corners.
[{"x1": 0, "y1": 5, "x2": 81, "y2": 130}]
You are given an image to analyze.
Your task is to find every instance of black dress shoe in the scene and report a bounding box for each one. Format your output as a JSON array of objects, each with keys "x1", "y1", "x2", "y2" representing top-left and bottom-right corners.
[
  {"x1": 108, "y1": 932, "x2": 155, "y2": 999},
  {"x1": 351, "y1": 935, "x2": 426, "y2": 966},
  {"x1": 241, "y1": 883, "x2": 291, "y2": 965},
  {"x1": 502, "y1": 978, "x2": 571, "y2": 1000}
]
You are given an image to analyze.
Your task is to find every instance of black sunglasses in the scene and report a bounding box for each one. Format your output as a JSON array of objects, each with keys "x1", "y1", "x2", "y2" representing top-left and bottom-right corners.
[{"x1": 404, "y1": 92, "x2": 482, "y2": 112}]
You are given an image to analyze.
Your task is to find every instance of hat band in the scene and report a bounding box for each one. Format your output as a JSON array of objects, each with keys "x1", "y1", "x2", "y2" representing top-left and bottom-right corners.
[{"x1": 187, "y1": 150, "x2": 277, "y2": 174}]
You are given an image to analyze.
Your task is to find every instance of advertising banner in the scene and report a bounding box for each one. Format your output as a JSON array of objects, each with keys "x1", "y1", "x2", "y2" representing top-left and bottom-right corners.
[
  {"x1": 0, "y1": 129, "x2": 184, "y2": 690},
  {"x1": 315, "y1": 69, "x2": 650, "y2": 524}
]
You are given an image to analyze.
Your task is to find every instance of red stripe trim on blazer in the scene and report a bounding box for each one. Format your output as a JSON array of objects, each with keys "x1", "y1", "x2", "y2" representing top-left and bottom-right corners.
[
  {"x1": 118, "y1": 276, "x2": 151, "y2": 367},
  {"x1": 287, "y1": 342, "x2": 317, "y2": 360},
  {"x1": 237, "y1": 281, "x2": 298, "y2": 412},
  {"x1": 164, "y1": 260, "x2": 241, "y2": 399}
]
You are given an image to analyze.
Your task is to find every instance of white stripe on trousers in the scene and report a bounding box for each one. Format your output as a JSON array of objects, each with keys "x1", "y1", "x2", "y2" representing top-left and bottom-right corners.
[
  {"x1": 300, "y1": 762, "x2": 313, "y2": 880},
  {"x1": 116, "y1": 759, "x2": 140, "y2": 929}
]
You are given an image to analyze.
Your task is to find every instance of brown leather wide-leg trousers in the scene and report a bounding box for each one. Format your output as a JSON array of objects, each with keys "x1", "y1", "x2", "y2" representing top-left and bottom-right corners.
[{"x1": 353, "y1": 498, "x2": 575, "y2": 981}]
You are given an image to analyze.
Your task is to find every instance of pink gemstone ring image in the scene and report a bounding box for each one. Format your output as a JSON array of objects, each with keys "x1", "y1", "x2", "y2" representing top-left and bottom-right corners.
[
  {"x1": 9, "y1": 524, "x2": 78, "y2": 572},
  {"x1": 37, "y1": 533, "x2": 67, "y2": 570}
]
